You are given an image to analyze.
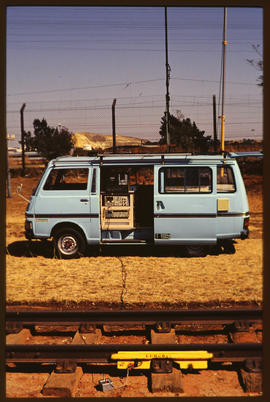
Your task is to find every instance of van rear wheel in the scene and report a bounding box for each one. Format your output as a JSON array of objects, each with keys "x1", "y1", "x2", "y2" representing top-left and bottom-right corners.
[
  {"x1": 186, "y1": 246, "x2": 206, "y2": 257},
  {"x1": 222, "y1": 240, "x2": 236, "y2": 254},
  {"x1": 54, "y1": 227, "x2": 86, "y2": 259}
]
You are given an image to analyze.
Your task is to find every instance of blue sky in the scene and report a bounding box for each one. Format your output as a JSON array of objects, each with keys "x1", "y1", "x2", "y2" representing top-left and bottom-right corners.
[{"x1": 6, "y1": 6, "x2": 263, "y2": 146}]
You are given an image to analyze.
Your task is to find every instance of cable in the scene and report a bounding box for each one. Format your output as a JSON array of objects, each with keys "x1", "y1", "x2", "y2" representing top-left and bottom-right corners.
[
  {"x1": 7, "y1": 78, "x2": 165, "y2": 96},
  {"x1": 114, "y1": 366, "x2": 131, "y2": 389},
  {"x1": 7, "y1": 75, "x2": 258, "y2": 97},
  {"x1": 100, "y1": 365, "x2": 132, "y2": 392}
]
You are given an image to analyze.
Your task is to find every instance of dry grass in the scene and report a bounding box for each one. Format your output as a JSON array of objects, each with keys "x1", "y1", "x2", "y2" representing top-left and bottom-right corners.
[
  {"x1": 243, "y1": 174, "x2": 263, "y2": 213},
  {"x1": 6, "y1": 239, "x2": 262, "y2": 306},
  {"x1": 248, "y1": 193, "x2": 263, "y2": 213},
  {"x1": 6, "y1": 175, "x2": 263, "y2": 308}
]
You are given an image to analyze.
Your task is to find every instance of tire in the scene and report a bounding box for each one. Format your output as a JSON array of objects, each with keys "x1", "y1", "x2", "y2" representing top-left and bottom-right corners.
[
  {"x1": 186, "y1": 246, "x2": 206, "y2": 257},
  {"x1": 53, "y1": 227, "x2": 86, "y2": 259},
  {"x1": 222, "y1": 240, "x2": 236, "y2": 254}
]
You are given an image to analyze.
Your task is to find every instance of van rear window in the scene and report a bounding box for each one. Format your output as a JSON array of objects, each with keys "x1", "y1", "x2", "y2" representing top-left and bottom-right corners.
[
  {"x1": 160, "y1": 167, "x2": 212, "y2": 193},
  {"x1": 43, "y1": 168, "x2": 89, "y2": 191},
  {"x1": 217, "y1": 166, "x2": 236, "y2": 193}
]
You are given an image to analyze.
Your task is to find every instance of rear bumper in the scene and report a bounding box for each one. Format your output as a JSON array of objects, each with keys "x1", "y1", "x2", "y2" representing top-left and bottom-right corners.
[{"x1": 240, "y1": 229, "x2": 249, "y2": 240}]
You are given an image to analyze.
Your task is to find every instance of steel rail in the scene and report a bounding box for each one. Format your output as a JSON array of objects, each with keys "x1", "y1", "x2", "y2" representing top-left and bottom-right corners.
[
  {"x1": 5, "y1": 308, "x2": 262, "y2": 328},
  {"x1": 6, "y1": 342, "x2": 262, "y2": 364}
]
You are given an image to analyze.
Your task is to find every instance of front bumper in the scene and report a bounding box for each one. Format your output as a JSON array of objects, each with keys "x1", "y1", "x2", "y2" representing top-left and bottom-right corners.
[
  {"x1": 25, "y1": 229, "x2": 34, "y2": 239},
  {"x1": 25, "y1": 220, "x2": 34, "y2": 239}
]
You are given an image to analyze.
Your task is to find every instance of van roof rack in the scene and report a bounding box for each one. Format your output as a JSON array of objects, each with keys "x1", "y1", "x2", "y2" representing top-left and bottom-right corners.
[{"x1": 50, "y1": 153, "x2": 231, "y2": 169}]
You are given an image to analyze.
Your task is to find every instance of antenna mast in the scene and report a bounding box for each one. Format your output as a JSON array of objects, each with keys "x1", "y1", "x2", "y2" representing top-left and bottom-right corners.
[{"x1": 221, "y1": 7, "x2": 227, "y2": 154}]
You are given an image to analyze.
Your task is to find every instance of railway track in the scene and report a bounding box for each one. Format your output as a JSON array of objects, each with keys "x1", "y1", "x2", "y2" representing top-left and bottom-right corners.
[
  {"x1": 5, "y1": 307, "x2": 263, "y2": 328},
  {"x1": 6, "y1": 308, "x2": 263, "y2": 397}
]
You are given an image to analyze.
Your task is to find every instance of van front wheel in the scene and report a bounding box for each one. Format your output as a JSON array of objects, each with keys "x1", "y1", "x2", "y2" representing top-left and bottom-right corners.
[{"x1": 54, "y1": 227, "x2": 86, "y2": 259}]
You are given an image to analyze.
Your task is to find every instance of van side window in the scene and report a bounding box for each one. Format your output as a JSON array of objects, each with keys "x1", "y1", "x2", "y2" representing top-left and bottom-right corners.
[
  {"x1": 160, "y1": 167, "x2": 212, "y2": 193},
  {"x1": 43, "y1": 168, "x2": 89, "y2": 191},
  {"x1": 217, "y1": 166, "x2": 236, "y2": 193}
]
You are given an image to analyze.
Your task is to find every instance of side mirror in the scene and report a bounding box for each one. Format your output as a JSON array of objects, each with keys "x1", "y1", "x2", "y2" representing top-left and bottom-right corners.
[
  {"x1": 16, "y1": 184, "x2": 23, "y2": 194},
  {"x1": 16, "y1": 184, "x2": 29, "y2": 202}
]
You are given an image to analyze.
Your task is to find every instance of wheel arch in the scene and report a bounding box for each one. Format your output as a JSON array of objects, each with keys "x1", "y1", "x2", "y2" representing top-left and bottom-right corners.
[{"x1": 51, "y1": 222, "x2": 87, "y2": 242}]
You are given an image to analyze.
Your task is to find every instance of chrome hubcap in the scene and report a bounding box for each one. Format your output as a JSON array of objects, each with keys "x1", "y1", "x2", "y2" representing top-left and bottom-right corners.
[{"x1": 58, "y1": 235, "x2": 78, "y2": 255}]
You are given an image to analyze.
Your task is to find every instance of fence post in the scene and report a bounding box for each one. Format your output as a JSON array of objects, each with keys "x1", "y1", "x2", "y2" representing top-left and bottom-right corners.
[{"x1": 20, "y1": 103, "x2": 26, "y2": 176}]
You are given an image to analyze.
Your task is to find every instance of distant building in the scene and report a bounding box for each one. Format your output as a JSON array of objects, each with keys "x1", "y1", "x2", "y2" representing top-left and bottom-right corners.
[
  {"x1": 8, "y1": 147, "x2": 22, "y2": 153},
  {"x1": 82, "y1": 144, "x2": 93, "y2": 151}
]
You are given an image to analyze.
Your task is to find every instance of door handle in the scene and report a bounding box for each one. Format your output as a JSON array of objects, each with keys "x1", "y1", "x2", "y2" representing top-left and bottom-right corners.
[
  {"x1": 156, "y1": 201, "x2": 164, "y2": 210},
  {"x1": 80, "y1": 199, "x2": 89, "y2": 203}
]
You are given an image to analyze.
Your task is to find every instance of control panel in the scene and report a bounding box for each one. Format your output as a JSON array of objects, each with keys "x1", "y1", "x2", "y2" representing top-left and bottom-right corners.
[
  {"x1": 103, "y1": 195, "x2": 129, "y2": 207},
  {"x1": 100, "y1": 192, "x2": 134, "y2": 230}
]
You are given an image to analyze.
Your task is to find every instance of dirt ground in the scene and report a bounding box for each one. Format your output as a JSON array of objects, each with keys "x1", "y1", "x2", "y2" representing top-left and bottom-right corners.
[{"x1": 6, "y1": 370, "x2": 254, "y2": 398}]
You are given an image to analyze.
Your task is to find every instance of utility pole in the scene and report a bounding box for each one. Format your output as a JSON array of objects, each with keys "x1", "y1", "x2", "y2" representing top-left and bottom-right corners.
[
  {"x1": 20, "y1": 103, "x2": 26, "y2": 176},
  {"x1": 212, "y1": 95, "x2": 218, "y2": 153},
  {"x1": 221, "y1": 7, "x2": 227, "y2": 154},
  {"x1": 164, "y1": 7, "x2": 171, "y2": 147},
  {"x1": 112, "y1": 98, "x2": 117, "y2": 153}
]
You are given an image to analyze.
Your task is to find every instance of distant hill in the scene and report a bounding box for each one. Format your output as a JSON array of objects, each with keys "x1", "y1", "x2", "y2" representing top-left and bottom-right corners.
[{"x1": 73, "y1": 132, "x2": 148, "y2": 150}]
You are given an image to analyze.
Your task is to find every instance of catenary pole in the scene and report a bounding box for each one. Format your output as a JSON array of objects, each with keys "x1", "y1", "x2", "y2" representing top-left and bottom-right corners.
[{"x1": 165, "y1": 7, "x2": 170, "y2": 147}]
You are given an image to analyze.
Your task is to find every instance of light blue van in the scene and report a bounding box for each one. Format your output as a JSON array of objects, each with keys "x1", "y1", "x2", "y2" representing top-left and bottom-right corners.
[{"x1": 24, "y1": 153, "x2": 249, "y2": 258}]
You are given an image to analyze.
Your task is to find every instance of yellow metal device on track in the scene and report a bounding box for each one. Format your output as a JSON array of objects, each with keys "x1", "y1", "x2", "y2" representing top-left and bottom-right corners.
[{"x1": 111, "y1": 350, "x2": 213, "y2": 370}]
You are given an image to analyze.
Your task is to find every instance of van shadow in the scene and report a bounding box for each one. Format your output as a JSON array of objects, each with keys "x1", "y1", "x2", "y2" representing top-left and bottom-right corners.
[
  {"x1": 6, "y1": 240, "x2": 226, "y2": 259},
  {"x1": 95, "y1": 244, "x2": 189, "y2": 258},
  {"x1": 6, "y1": 240, "x2": 55, "y2": 259}
]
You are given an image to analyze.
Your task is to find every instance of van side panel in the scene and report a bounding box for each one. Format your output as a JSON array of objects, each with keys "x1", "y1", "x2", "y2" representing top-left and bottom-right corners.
[{"x1": 153, "y1": 165, "x2": 217, "y2": 245}]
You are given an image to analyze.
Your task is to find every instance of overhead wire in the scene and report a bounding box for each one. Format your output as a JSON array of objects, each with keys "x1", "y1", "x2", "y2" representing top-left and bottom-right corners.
[{"x1": 7, "y1": 75, "x2": 258, "y2": 97}]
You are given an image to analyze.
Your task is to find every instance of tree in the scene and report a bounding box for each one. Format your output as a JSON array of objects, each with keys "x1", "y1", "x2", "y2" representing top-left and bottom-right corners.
[
  {"x1": 247, "y1": 44, "x2": 263, "y2": 87},
  {"x1": 24, "y1": 130, "x2": 36, "y2": 151},
  {"x1": 25, "y1": 119, "x2": 74, "y2": 161},
  {"x1": 159, "y1": 112, "x2": 212, "y2": 153}
]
